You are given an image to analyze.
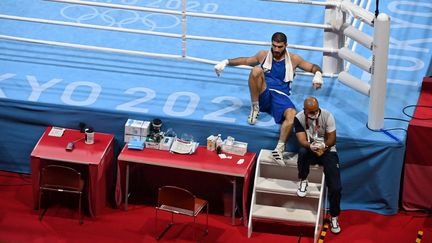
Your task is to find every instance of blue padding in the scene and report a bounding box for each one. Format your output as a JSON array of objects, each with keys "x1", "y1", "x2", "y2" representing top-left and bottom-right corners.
[{"x1": 1, "y1": 0, "x2": 432, "y2": 215}]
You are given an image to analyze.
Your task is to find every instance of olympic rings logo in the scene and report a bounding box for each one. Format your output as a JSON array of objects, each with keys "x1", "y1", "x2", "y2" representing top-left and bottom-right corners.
[{"x1": 60, "y1": 5, "x2": 180, "y2": 30}]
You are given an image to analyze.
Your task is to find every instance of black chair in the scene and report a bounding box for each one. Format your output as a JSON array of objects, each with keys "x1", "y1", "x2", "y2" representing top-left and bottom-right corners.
[
  {"x1": 155, "y1": 185, "x2": 209, "y2": 241},
  {"x1": 38, "y1": 165, "x2": 85, "y2": 224}
]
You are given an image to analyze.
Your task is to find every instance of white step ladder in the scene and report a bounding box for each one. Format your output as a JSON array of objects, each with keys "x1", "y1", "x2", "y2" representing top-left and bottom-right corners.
[{"x1": 248, "y1": 149, "x2": 327, "y2": 242}]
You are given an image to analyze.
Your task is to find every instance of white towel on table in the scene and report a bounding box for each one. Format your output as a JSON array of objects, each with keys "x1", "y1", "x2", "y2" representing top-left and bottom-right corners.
[{"x1": 262, "y1": 49, "x2": 294, "y2": 83}]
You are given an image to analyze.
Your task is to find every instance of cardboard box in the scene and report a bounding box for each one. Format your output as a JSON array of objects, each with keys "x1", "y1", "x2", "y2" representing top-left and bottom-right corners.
[
  {"x1": 141, "y1": 121, "x2": 150, "y2": 137},
  {"x1": 125, "y1": 119, "x2": 144, "y2": 136},
  {"x1": 207, "y1": 135, "x2": 216, "y2": 151},
  {"x1": 145, "y1": 137, "x2": 160, "y2": 149}
]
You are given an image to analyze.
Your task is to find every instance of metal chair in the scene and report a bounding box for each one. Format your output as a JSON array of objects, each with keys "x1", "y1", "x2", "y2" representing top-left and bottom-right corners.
[
  {"x1": 38, "y1": 165, "x2": 85, "y2": 224},
  {"x1": 155, "y1": 185, "x2": 209, "y2": 241}
]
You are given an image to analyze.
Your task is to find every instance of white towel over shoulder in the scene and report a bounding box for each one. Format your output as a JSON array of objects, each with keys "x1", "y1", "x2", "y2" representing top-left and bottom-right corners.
[{"x1": 262, "y1": 49, "x2": 294, "y2": 82}]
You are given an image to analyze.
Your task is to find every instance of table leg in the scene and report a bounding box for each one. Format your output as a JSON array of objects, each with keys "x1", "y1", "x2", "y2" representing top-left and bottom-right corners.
[
  {"x1": 125, "y1": 162, "x2": 129, "y2": 211},
  {"x1": 231, "y1": 177, "x2": 236, "y2": 225}
]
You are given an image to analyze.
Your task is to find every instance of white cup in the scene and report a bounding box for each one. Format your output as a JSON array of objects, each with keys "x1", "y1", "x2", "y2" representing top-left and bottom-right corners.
[{"x1": 85, "y1": 128, "x2": 94, "y2": 144}]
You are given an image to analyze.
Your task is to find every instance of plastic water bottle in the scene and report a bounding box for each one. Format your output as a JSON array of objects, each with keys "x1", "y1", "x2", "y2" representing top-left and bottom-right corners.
[{"x1": 216, "y1": 134, "x2": 223, "y2": 154}]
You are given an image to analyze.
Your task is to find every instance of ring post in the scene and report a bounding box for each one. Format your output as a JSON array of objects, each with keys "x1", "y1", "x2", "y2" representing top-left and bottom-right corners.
[
  {"x1": 368, "y1": 13, "x2": 390, "y2": 130},
  {"x1": 323, "y1": 0, "x2": 344, "y2": 74}
]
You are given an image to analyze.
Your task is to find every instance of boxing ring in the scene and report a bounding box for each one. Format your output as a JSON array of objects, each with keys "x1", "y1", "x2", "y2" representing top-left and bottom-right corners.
[{"x1": 1, "y1": 0, "x2": 432, "y2": 215}]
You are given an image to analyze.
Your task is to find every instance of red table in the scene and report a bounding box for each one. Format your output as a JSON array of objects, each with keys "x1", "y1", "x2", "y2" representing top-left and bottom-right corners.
[
  {"x1": 31, "y1": 126, "x2": 114, "y2": 216},
  {"x1": 115, "y1": 145, "x2": 256, "y2": 226}
]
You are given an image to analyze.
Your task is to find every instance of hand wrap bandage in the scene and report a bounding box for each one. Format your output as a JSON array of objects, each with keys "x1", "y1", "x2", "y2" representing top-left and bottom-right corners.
[
  {"x1": 214, "y1": 59, "x2": 229, "y2": 76},
  {"x1": 312, "y1": 71, "x2": 323, "y2": 86}
]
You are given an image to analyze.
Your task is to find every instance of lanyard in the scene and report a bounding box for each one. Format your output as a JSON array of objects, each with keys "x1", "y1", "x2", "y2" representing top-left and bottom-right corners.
[
  {"x1": 305, "y1": 114, "x2": 319, "y2": 130},
  {"x1": 305, "y1": 114, "x2": 320, "y2": 140}
]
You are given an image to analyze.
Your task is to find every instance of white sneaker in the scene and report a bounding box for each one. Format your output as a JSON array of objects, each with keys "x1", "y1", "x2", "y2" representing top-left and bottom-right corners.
[
  {"x1": 248, "y1": 106, "x2": 259, "y2": 125},
  {"x1": 271, "y1": 150, "x2": 285, "y2": 166},
  {"x1": 297, "y1": 180, "x2": 308, "y2": 197},
  {"x1": 330, "y1": 216, "x2": 341, "y2": 234}
]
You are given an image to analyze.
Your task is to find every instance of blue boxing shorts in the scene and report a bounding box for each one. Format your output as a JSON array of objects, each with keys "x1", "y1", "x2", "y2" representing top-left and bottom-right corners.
[{"x1": 258, "y1": 87, "x2": 296, "y2": 124}]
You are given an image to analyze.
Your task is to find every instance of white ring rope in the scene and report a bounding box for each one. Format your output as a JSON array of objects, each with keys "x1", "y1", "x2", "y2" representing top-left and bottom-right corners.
[
  {"x1": 0, "y1": 34, "x2": 183, "y2": 60},
  {"x1": 0, "y1": 14, "x2": 181, "y2": 38},
  {"x1": 0, "y1": 32, "x2": 335, "y2": 79},
  {"x1": 0, "y1": 14, "x2": 336, "y2": 54},
  {"x1": 46, "y1": 0, "x2": 332, "y2": 30},
  {"x1": 261, "y1": 0, "x2": 337, "y2": 7}
]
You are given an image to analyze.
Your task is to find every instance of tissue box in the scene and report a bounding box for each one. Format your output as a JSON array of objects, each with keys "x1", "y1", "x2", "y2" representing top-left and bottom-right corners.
[{"x1": 222, "y1": 141, "x2": 248, "y2": 156}]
